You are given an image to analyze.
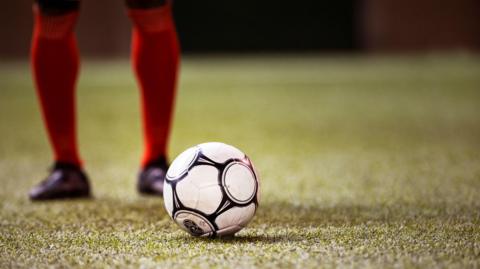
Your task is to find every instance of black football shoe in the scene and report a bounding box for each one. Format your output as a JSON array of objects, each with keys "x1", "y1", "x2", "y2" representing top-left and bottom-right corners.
[
  {"x1": 138, "y1": 156, "x2": 168, "y2": 196},
  {"x1": 29, "y1": 162, "x2": 91, "y2": 201}
]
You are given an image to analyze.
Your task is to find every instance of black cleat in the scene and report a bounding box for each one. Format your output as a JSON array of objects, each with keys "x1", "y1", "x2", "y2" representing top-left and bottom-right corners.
[
  {"x1": 29, "y1": 162, "x2": 91, "y2": 201},
  {"x1": 138, "y1": 156, "x2": 168, "y2": 196}
]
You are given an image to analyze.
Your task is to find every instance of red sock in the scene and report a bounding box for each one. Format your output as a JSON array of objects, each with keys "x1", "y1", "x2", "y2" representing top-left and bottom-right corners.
[
  {"x1": 31, "y1": 8, "x2": 82, "y2": 167},
  {"x1": 128, "y1": 4, "x2": 180, "y2": 167}
]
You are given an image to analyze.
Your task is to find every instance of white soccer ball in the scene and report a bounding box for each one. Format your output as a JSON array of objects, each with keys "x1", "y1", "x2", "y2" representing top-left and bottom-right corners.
[{"x1": 163, "y1": 142, "x2": 260, "y2": 237}]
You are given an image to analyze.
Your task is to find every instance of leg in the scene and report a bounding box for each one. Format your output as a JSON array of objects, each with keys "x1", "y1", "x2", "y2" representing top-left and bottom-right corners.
[
  {"x1": 126, "y1": 0, "x2": 180, "y2": 195},
  {"x1": 32, "y1": 0, "x2": 82, "y2": 166},
  {"x1": 29, "y1": 0, "x2": 90, "y2": 200},
  {"x1": 127, "y1": 0, "x2": 180, "y2": 167}
]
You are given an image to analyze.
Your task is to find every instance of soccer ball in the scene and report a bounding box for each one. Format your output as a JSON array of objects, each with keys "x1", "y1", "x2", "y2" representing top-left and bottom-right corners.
[{"x1": 163, "y1": 142, "x2": 260, "y2": 237}]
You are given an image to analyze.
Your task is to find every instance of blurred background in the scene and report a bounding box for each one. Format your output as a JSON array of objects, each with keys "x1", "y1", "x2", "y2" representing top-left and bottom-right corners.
[{"x1": 1, "y1": 0, "x2": 479, "y2": 59}]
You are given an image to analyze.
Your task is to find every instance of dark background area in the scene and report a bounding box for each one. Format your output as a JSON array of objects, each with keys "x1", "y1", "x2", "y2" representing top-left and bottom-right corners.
[
  {"x1": 0, "y1": 0, "x2": 479, "y2": 59},
  {"x1": 174, "y1": 1, "x2": 357, "y2": 52}
]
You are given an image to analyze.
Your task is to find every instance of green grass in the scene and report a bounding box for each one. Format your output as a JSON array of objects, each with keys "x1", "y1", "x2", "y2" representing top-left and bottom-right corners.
[{"x1": 1, "y1": 55, "x2": 480, "y2": 268}]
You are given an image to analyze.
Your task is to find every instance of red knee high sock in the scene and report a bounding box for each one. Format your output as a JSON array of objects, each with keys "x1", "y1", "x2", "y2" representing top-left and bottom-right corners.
[
  {"x1": 31, "y1": 8, "x2": 82, "y2": 166},
  {"x1": 128, "y1": 5, "x2": 180, "y2": 167}
]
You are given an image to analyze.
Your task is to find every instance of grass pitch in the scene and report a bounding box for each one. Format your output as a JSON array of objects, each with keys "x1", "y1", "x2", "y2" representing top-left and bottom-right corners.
[{"x1": 1, "y1": 55, "x2": 480, "y2": 268}]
